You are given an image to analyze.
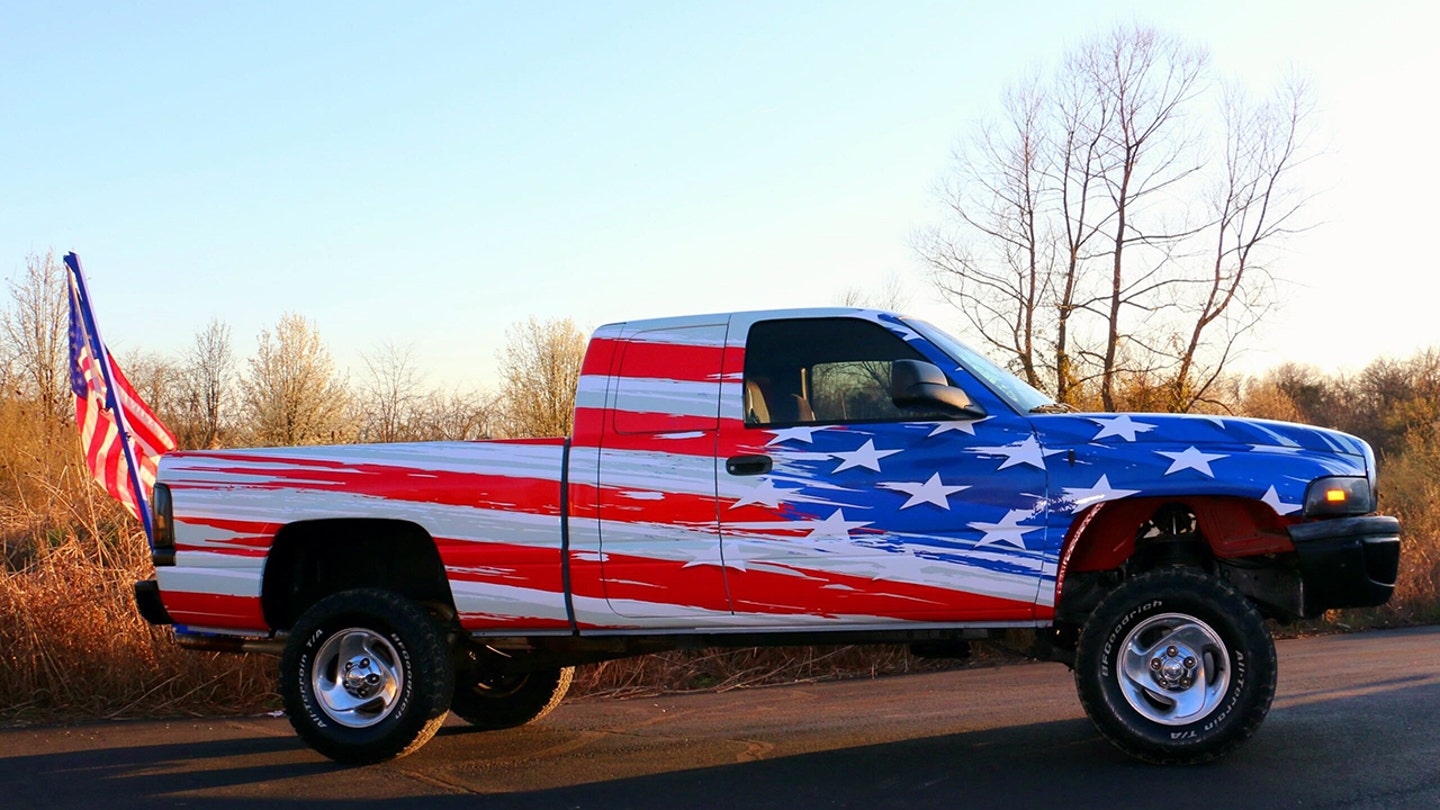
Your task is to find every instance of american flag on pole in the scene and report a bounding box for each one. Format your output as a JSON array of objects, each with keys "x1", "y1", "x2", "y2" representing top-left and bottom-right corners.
[{"x1": 65, "y1": 253, "x2": 176, "y2": 541}]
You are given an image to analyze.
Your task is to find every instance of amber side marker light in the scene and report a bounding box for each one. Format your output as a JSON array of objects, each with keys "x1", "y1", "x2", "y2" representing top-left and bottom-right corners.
[{"x1": 1326, "y1": 489, "x2": 1348, "y2": 503}]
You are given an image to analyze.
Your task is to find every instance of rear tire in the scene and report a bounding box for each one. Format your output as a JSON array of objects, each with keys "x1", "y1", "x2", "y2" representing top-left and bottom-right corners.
[
  {"x1": 451, "y1": 665, "x2": 574, "y2": 730},
  {"x1": 1074, "y1": 568, "x2": 1276, "y2": 764},
  {"x1": 280, "y1": 588, "x2": 453, "y2": 764}
]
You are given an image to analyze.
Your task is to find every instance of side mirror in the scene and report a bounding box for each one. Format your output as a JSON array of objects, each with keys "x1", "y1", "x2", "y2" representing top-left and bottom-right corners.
[{"x1": 891, "y1": 360, "x2": 986, "y2": 419}]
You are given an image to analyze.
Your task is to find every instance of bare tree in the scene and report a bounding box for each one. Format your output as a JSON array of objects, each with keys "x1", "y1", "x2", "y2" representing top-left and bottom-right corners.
[
  {"x1": 495, "y1": 317, "x2": 587, "y2": 438},
  {"x1": 241, "y1": 313, "x2": 350, "y2": 446},
  {"x1": 412, "y1": 388, "x2": 497, "y2": 441},
  {"x1": 176, "y1": 318, "x2": 236, "y2": 449},
  {"x1": 923, "y1": 75, "x2": 1054, "y2": 390},
  {"x1": 1082, "y1": 26, "x2": 1209, "y2": 410},
  {"x1": 838, "y1": 273, "x2": 911, "y2": 312},
  {"x1": 919, "y1": 24, "x2": 1311, "y2": 412},
  {"x1": 356, "y1": 342, "x2": 424, "y2": 443},
  {"x1": 122, "y1": 350, "x2": 184, "y2": 423},
  {"x1": 1166, "y1": 81, "x2": 1312, "y2": 411},
  {"x1": 2, "y1": 251, "x2": 69, "y2": 421}
]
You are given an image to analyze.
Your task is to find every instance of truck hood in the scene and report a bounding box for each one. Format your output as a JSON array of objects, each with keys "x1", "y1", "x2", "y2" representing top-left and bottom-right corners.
[{"x1": 1030, "y1": 413, "x2": 1370, "y2": 460}]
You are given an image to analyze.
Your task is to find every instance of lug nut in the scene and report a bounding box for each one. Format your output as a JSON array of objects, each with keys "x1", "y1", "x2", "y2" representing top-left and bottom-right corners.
[
  {"x1": 1184, "y1": 656, "x2": 1196, "y2": 668},
  {"x1": 1166, "y1": 646, "x2": 1179, "y2": 657},
  {"x1": 1151, "y1": 658, "x2": 1162, "y2": 670}
]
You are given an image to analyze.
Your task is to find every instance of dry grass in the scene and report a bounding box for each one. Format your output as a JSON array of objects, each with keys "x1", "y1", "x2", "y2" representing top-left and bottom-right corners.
[
  {"x1": 0, "y1": 525, "x2": 276, "y2": 725},
  {"x1": 1327, "y1": 433, "x2": 1440, "y2": 628}
]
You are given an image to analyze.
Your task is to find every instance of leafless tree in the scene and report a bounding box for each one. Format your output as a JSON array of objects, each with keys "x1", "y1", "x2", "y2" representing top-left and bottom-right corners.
[
  {"x1": 923, "y1": 75, "x2": 1054, "y2": 390},
  {"x1": 1166, "y1": 81, "x2": 1312, "y2": 411},
  {"x1": 172, "y1": 318, "x2": 237, "y2": 449},
  {"x1": 2, "y1": 251, "x2": 69, "y2": 421},
  {"x1": 838, "y1": 273, "x2": 911, "y2": 312},
  {"x1": 918, "y1": 24, "x2": 1311, "y2": 412},
  {"x1": 412, "y1": 388, "x2": 498, "y2": 441},
  {"x1": 356, "y1": 342, "x2": 424, "y2": 443},
  {"x1": 122, "y1": 350, "x2": 184, "y2": 422},
  {"x1": 240, "y1": 313, "x2": 350, "y2": 446},
  {"x1": 495, "y1": 317, "x2": 587, "y2": 438}
]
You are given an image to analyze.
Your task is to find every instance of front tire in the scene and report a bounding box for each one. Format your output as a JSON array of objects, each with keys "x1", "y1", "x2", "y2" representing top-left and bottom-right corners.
[
  {"x1": 280, "y1": 588, "x2": 454, "y2": 764},
  {"x1": 450, "y1": 664, "x2": 574, "y2": 730},
  {"x1": 1075, "y1": 568, "x2": 1277, "y2": 764}
]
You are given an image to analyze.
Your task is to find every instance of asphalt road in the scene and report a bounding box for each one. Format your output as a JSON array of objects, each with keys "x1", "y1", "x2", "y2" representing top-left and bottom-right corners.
[{"x1": 2, "y1": 626, "x2": 1436, "y2": 809}]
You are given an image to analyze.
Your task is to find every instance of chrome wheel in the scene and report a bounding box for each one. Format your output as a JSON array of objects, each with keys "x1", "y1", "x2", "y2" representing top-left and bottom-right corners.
[
  {"x1": 312, "y1": 627, "x2": 404, "y2": 729},
  {"x1": 1117, "y1": 612, "x2": 1229, "y2": 726}
]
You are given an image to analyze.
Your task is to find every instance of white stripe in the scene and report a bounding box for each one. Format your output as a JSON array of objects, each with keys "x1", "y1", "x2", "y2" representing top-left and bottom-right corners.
[{"x1": 156, "y1": 567, "x2": 263, "y2": 599}]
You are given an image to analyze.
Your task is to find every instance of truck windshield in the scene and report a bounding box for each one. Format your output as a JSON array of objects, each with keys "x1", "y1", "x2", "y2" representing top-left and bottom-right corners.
[{"x1": 903, "y1": 318, "x2": 1058, "y2": 414}]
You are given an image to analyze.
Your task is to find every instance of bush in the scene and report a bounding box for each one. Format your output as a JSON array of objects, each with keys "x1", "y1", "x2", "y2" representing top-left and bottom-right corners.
[{"x1": 0, "y1": 526, "x2": 275, "y2": 725}]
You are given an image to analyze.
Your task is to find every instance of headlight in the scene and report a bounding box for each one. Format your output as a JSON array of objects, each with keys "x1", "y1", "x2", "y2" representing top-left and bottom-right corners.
[{"x1": 1303, "y1": 476, "x2": 1376, "y2": 517}]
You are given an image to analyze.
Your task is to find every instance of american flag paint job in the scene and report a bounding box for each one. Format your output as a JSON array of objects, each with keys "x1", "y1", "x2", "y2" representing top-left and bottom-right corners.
[{"x1": 155, "y1": 308, "x2": 1373, "y2": 639}]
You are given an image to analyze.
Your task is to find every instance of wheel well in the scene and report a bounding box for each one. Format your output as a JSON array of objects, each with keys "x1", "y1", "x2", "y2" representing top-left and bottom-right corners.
[
  {"x1": 261, "y1": 519, "x2": 455, "y2": 630},
  {"x1": 1055, "y1": 496, "x2": 1296, "y2": 624}
]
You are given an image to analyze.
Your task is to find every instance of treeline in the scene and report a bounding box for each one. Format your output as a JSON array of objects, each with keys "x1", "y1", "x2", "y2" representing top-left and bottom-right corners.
[
  {"x1": 1, "y1": 253, "x2": 591, "y2": 455},
  {"x1": 1, "y1": 250, "x2": 1436, "y2": 723}
]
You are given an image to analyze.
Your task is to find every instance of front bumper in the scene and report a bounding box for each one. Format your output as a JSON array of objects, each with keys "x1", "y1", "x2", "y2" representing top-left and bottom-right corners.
[{"x1": 1289, "y1": 515, "x2": 1401, "y2": 616}]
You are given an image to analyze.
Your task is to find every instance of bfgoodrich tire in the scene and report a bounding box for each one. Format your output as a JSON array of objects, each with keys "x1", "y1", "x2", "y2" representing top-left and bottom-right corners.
[
  {"x1": 450, "y1": 665, "x2": 574, "y2": 730},
  {"x1": 280, "y1": 588, "x2": 454, "y2": 764},
  {"x1": 1074, "y1": 568, "x2": 1277, "y2": 765}
]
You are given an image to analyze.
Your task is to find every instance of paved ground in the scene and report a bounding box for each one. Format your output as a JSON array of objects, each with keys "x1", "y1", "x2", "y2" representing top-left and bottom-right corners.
[{"x1": 2, "y1": 626, "x2": 1437, "y2": 808}]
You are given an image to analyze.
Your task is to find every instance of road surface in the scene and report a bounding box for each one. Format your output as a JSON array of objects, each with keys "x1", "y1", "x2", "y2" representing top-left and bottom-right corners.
[{"x1": 1, "y1": 626, "x2": 1436, "y2": 808}]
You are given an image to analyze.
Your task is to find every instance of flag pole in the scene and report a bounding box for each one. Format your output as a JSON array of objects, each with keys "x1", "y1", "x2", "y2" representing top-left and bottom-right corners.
[{"x1": 64, "y1": 252, "x2": 157, "y2": 547}]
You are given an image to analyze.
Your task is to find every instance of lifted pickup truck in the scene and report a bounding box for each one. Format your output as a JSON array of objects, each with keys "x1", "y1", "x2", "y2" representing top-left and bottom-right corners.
[{"x1": 138, "y1": 307, "x2": 1400, "y2": 765}]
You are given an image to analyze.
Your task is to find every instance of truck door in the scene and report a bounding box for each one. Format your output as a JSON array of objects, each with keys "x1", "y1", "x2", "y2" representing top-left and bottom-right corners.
[
  {"x1": 716, "y1": 314, "x2": 1048, "y2": 626},
  {"x1": 593, "y1": 320, "x2": 736, "y2": 625}
]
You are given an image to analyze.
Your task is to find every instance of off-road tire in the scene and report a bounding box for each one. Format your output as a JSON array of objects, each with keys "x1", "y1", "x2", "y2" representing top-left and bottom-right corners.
[
  {"x1": 451, "y1": 665, "x2": 574, "y2": 730},
  {"x1": 280, "y1": 588, "x2": 454, "y2": 764},
  {"x1": 1075, "y1": 568, "x2": 1277, "y2": 765}
]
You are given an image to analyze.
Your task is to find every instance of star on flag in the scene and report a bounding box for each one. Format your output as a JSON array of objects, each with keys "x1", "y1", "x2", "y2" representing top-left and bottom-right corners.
[
  {"x1": 729, "y1": 478, "x2": 795, "y2": 509},
  {"x1": 970, "y1": 435, "x2": 1063, "y2": 470},
  {"x1": 805, "y1": 509, "x2": 873, "y2": 540},
  {"x1": 879, "y1": 472, "x2": 971, "y2": 510},
  {"x1": 1157, "y1": 446, "x2": 1228, "y2": 477},
  {"x1": 1060, "y1": 474, "x2": 1141, "y2": 510},
  {"x1": 682, "y1": 538, "x2": 748, "y2": 571},
  {"x1": 969, "y1": 509, "x2": 1043, "y2": 549},
  {"x1": 766, "y1": 426, "x2": 822, "y2": 445},
  {"x1": 927, "y1": 417, "x2": 990, "y2": 437},
  {"x1": 1261, "y1": 485, "x2": 1302, "y2": 516},
  {"x1": 1089, "y1": 414, "x2": 1157, "y2": 442},
  {"x1": 831, "y1": 439, "x2": 902, "y2": 473}
]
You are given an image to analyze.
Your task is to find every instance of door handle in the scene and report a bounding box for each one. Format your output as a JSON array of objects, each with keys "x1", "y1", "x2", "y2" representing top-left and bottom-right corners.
[{"x1": 725, "y1": 455, "x2": 773, "y2": 476}]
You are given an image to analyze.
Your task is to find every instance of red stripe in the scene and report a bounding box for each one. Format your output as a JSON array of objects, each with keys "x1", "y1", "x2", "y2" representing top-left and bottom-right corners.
[
  {"x1": 169, "y1": 458, "x2": 563, "y2": 515},
  {"x1": 459, "y1": 613, "x2": 570, "y2": 630},
  {"x1": 162, "y1": 591, "x2": 267, "y2": 630},
  {"x1": 595, "y1": 337, "x2": 730, "y2": 383},
  {"x1": 438, "y1": 538, "x2": 564, "y2": 593},
  {"x1": 566, "y1": 547, "x2": 1033, "y2": 621}
]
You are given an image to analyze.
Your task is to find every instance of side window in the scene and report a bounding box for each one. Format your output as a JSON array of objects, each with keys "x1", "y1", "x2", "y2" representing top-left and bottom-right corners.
[{"x1": 743, "y1": 318, "x2": 945, "y2": 426}]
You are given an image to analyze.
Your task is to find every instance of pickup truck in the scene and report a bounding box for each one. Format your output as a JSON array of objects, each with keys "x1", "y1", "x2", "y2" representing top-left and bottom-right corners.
[{"x1": 136, "y1": 307, "x2": 1400, "y2": 765}]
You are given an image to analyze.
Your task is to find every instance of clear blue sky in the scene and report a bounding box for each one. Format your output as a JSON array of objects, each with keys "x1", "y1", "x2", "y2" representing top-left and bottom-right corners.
[{"x1": 2, "y1": 1, "x2": 1432, "y2": 389}]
